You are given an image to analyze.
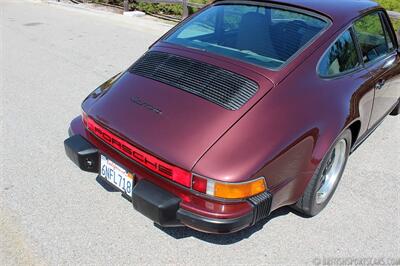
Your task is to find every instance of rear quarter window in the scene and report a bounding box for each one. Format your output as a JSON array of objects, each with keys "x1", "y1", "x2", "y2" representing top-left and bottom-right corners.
[{"x1": 318, "y1": 30, "x2": 361, "y2": 77}]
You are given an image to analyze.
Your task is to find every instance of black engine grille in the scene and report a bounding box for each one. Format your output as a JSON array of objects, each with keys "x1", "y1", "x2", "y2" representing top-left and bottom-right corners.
[{"x1": 129, "y1": 51, "x2": 259, "y2": 110}]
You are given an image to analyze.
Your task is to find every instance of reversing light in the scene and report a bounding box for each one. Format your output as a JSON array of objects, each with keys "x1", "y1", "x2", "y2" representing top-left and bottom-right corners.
[{"x1": 192, "y1": 176, "x2": 267, "y2": 199}]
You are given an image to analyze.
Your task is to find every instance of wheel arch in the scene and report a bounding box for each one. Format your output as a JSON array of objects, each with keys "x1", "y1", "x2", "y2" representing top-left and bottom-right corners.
[{"x1": 279, "y1": 117, "x2": 358, "y2": 209}]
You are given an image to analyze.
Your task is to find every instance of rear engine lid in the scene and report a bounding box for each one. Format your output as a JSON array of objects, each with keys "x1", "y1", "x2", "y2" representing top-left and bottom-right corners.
[{"x1": 85, "y1": 49, "x2": 274, "y2": 171}]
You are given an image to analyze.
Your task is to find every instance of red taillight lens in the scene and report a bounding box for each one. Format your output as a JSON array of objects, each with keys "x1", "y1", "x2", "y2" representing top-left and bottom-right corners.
[
  {"x1": 85, "y1": 116, "x2": 192, "y2": 187},
  {"x1": 192, "y1": 175, "x2": 207, "y2": 193}
]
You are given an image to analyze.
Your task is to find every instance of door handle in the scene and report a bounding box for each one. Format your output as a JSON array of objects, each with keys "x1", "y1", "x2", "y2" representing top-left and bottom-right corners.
[
  {"x1": 375, "y1": 79, "x2": 386, "y2": 90},
  {"x1": 383, "y1": 56, "x2": 396, "y2": 69}
]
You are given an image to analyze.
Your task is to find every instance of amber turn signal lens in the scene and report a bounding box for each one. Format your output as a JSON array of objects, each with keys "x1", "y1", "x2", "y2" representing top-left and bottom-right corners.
[{"x1": 213, "y1": 178, "x2": 266, "y2": 199}]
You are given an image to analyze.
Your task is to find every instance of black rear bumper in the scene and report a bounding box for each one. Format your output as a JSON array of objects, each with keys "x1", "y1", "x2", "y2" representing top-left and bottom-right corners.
[
  {"x1": 132, "y1": 179, "x2": 254, "y2": 233},
  {"x1": 64, "y1": 133, "x2": 271, "y2": 234},
  {"x1": 177, "y1": 209, "x2": 253, "y2": 233}
]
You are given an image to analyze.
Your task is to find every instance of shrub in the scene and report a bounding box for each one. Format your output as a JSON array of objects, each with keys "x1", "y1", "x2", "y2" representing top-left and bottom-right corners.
[
  {"x1": 376, "y1": 0, "x2": 400, "y2": 12},
  {"x1": 391, "y1": 18, "x2": 400, "y2": 32},
  {"x1": 135, "y1": 2, "x2": 183, "y2": 16},
  {"x1": 89, "y1": 0, "x2": 400, "y2": 30}
]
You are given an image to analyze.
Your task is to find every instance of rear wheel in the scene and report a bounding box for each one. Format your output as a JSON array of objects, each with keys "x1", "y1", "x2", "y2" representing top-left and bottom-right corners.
[{"x1": 293, "y1": 129, "x2": 351, "y2": 216}]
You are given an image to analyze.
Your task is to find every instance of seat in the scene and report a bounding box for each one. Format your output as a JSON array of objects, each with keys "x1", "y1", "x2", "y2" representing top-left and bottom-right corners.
[
  {"x1": 272, "y1": 20, "x2": 304, "y2": 61},
  {"x1": 236, "y1": 12, "x2": 276, "y2": 57}
]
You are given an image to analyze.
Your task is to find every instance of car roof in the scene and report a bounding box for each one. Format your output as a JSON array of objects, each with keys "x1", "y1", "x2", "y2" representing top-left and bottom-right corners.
[{"x1": 213, "y1": 0, "x2": 381, "y2": 23}]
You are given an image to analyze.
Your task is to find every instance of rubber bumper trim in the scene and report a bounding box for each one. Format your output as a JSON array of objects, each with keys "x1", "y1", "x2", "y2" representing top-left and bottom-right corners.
[{"x1": 177, "y1": 208, "x2": 253, "y2": 234}]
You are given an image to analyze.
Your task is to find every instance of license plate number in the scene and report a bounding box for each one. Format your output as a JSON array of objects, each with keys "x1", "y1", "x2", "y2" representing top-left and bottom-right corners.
[{"x1": 100, "y1": 155, "x2": 134, "y2": 197}]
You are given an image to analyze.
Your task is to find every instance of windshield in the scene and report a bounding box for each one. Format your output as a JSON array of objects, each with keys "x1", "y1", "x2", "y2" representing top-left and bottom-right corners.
[{"x1": 164, "y1": 4, "x2": 328, "y2": 70}]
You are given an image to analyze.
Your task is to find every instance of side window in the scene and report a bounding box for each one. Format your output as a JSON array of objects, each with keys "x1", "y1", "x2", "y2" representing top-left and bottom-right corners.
[
  {"x1": 354, "y1": 12, "x2": 392, "y2": 63},
  {"x1": 319, "y1": 30, "x2": 361, "y2": 77}
]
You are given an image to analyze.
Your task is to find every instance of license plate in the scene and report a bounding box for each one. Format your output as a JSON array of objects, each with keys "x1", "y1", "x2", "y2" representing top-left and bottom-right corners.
[{"x1": 100, "y1": 155, "x2": 134, "y2": 197}]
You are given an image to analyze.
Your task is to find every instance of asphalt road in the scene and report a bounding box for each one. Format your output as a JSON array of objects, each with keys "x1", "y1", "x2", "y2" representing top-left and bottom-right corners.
[{"x1": 1, "y1": 1, "x2": 399, "y2": 265}]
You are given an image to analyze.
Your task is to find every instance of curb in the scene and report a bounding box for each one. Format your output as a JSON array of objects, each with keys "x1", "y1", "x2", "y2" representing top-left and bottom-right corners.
[
  {"x1": 45, "y1": 0, "x2": 174, "y2": 32},
  {"x1": 46, "y1": 0, "x2": 120, "y2": 16}
]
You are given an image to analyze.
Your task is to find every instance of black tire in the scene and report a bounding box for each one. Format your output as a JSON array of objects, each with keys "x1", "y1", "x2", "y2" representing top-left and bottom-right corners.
[
  {"x1": 390, "y1": 100, "x2": 399, "y2": 116},
  {"x1": 293, "y1": 129, "x2": 352, "y2": 216}
]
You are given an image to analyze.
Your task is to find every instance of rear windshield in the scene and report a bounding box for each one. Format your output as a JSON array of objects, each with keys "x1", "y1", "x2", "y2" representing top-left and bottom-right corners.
[{"x1": 164, "y1": 4, "x2": 328, "y2": 70}]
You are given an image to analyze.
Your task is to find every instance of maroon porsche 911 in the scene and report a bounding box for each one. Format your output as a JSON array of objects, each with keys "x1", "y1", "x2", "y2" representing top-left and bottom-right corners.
[{"x1": 64, "y1": 0, "x2": 400, "y2": 233}]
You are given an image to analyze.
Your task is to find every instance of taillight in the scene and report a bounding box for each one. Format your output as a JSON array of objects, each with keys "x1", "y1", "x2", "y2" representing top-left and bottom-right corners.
[
  {"x1": 192, "y1": 175, "x2": 266, "y2": 199},
  {"x1": 192, "y1": 175, "x2": 207, "y2": 193},
  {"x1": 84, "y1": 114, "x2": 192, "y2": 188}
]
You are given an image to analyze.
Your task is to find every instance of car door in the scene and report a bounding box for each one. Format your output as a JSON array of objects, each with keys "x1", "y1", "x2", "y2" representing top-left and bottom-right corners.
[
  {"x1": 317, "y1": 27, "x2": 373, "y2": 138},
  {"x1": 353, "y1": 11, "x2": 400, "y2": 128}
]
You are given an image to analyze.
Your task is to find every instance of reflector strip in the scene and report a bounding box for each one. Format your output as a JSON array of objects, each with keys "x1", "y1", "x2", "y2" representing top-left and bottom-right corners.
[{"x1": 85, "y1": 116, "x2": 192, "y2": 187}]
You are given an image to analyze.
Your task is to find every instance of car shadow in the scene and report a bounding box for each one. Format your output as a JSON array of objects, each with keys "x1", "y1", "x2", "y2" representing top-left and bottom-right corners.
[{"x1": 155, "y1": 207, "x2": 310, "y2": 244}]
